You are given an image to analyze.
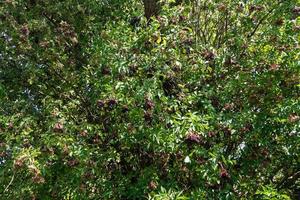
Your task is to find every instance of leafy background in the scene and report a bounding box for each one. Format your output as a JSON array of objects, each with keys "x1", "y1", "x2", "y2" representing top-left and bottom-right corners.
[{"x1": 0, "y1": 0, "x2": 299, "y2": 199}]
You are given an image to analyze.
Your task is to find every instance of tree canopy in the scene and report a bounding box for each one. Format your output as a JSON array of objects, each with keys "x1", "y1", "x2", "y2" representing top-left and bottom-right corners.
[{"x1": 0, "y1": 0, "x2": 299, "y2": 199}]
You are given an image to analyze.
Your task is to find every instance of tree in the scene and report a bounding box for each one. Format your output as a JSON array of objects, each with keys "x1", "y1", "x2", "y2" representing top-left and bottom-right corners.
[
  {"x1": 0, "y1": 0, "x2": 299, "y2": 199},
  {"x1": 143, "y1": 0, "x2": 160, "y2": 20}
]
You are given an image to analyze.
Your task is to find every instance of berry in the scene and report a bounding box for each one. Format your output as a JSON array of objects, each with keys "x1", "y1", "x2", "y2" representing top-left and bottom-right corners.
[
  {"x1": 122, "y1": 105, "x2": 129, "y2": 113},
  {"x1": 20, "y1": 25, "x2": 30, "y2": 36},
  {"x1": 218, "y1": 3, "x2": 227, "y2": 12},
  {"x1": 80, "y1": 130, "x2": 88, "y2": 137},
  {"x1": 14, "y1": 158, "x2": 25, "y2": 169},
  {"x1": 144, "y1": 111, "x2": 152, "y2": 123},
  {"x1": 223, "y1": 103, "x2": 234, "y2": 111},
  {"x1": 207, "y1": 131, "x2": 216, "y2": 138},
  {"x1": 53, "y1": 123, "x2": 63, "y2": 133},
  {"x1": 107, "y1": 99, "x2": 117, "y2": 108},
  {"x1": 0, "y1": 151, "x2": 7, "y2": 158},
  {"x1": 67, "y1": 159, "x2": 79, "y2": 167},
  {"x1": 185, "y1": 131, "x2": 202, "y2": 144},
  {"x1": 32, "y1": 174, "x2": 45, "y2": 184},
  {"x1": 101, "y1": 66, "x2": 111, "y2": 75},
  {"x1": 201, "y1": 50, "x2": 215, "y2": 61},
  {"x1": 96, "y1": 100, "x2": 105, "y2": 108},
  {"x1": 144, "y1": 99, "x2": 154, "y2": 110},
  {"x1": 148, "y1": 180, "x2": 157, "y2": 190},
  {"x1": 222, "y1": 127, "x2": 231, "y2": 136},
  {"x1": 220, "y1": 168, "x2": 229, "y2": 178},
  {"x1": 275, "y1": 18, "x2": 284, "y2": 26},
  {"x1": 8, "y1": 122, "x2": 13, "y2": 129},
  {"x1": 288, "y1": 114, "x2": 299, "y2": 123},
  {"x1": 249, "y1": 5, "x2": 263, "y2": 13},
  {"x1": 292, "y1": 6, "x2": 300, "y2": 15}
]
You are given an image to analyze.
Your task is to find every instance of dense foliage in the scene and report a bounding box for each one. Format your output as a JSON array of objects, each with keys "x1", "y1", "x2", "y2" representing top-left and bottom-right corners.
[{"x1": 0, "y1": 0, "x2": 299, "y2": 199}]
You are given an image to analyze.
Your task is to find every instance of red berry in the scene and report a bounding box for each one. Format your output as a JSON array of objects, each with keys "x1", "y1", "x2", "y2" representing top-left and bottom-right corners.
[
  {"x1": 148, "y1": 180, "x2": 157, "y2": 190},
  {"x1": 53, "y1": 123, "x2": 63, "y2": 133},
  {"x1": 220, "y1": 167, "x2": 229, "y2": 178}
]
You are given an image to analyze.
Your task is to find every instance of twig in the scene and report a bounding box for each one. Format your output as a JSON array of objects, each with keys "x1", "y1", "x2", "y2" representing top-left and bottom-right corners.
[
  {"x1": 247, "y1": 0, "x2": 283, "y2": 39},
  {"x1": 277, "y1": 171, "x2": 300, "y2": 189},
  {"x1": 3, "y1": 172, "x2": 15, "y2": 193}
]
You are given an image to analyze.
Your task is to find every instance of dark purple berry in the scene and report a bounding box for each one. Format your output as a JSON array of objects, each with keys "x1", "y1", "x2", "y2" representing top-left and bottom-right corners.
[
  {"x1": 292, "y1": 6, "x2": 300, "y2": 15},
  {"x1": 101, "y1": 66, "x2": 111, "y2": 75},
  {"x1": 144, "y1": 111, "x2": 152, "y2": 123},
  {"x1": 144, "y1": 99, "x2": 154, "y2": 110},
  {"x1": 201, "y1": 50, "x2": 215, "y2": 61},
  {"x1": 107, "y1": 99, "x2": 117, "y2": 107},
  {"x1": 122, "y1": 105, "x2": 129, "y2": 113},
  {"x1": 96, "y1": 100, "x2": 105, "y2": 108},
  {"x1": 185, "y1": 131, "x2": 202, "y2": 144}
]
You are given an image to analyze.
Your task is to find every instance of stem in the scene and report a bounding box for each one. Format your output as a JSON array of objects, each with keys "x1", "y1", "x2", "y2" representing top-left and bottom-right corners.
[{"x1": 3, "y1": 172, "x2": 15, "y2": 193}]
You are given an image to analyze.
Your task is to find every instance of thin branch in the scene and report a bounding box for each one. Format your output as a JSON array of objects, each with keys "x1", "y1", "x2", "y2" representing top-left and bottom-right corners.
[
  {"x1": 277, "y1": 171, "x2": 300, "y2": 189},
  {"x1": 42, "y1": 12, "x2": 58, "y2": 27},
  {"x1": 247, "y1": 0, "x2": 283, "y2": 39},
  {"x1": 3, "y1": 171, "x2": 15, "y2": 194}
]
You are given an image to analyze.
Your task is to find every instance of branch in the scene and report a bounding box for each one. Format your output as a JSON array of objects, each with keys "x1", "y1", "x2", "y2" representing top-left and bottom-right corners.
[
  {"x1": 277, "y1": 171, "x2": 300, "y2": 190},
  {"x1": 42, "y1": 12, "x2": 58, "y2": 27},
  {"x1": 247, "y1": 0, "x2": 283, "y2": 39},
  {"x1": 3, "y1": 171, "x2": 15, "y2": 194}
]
